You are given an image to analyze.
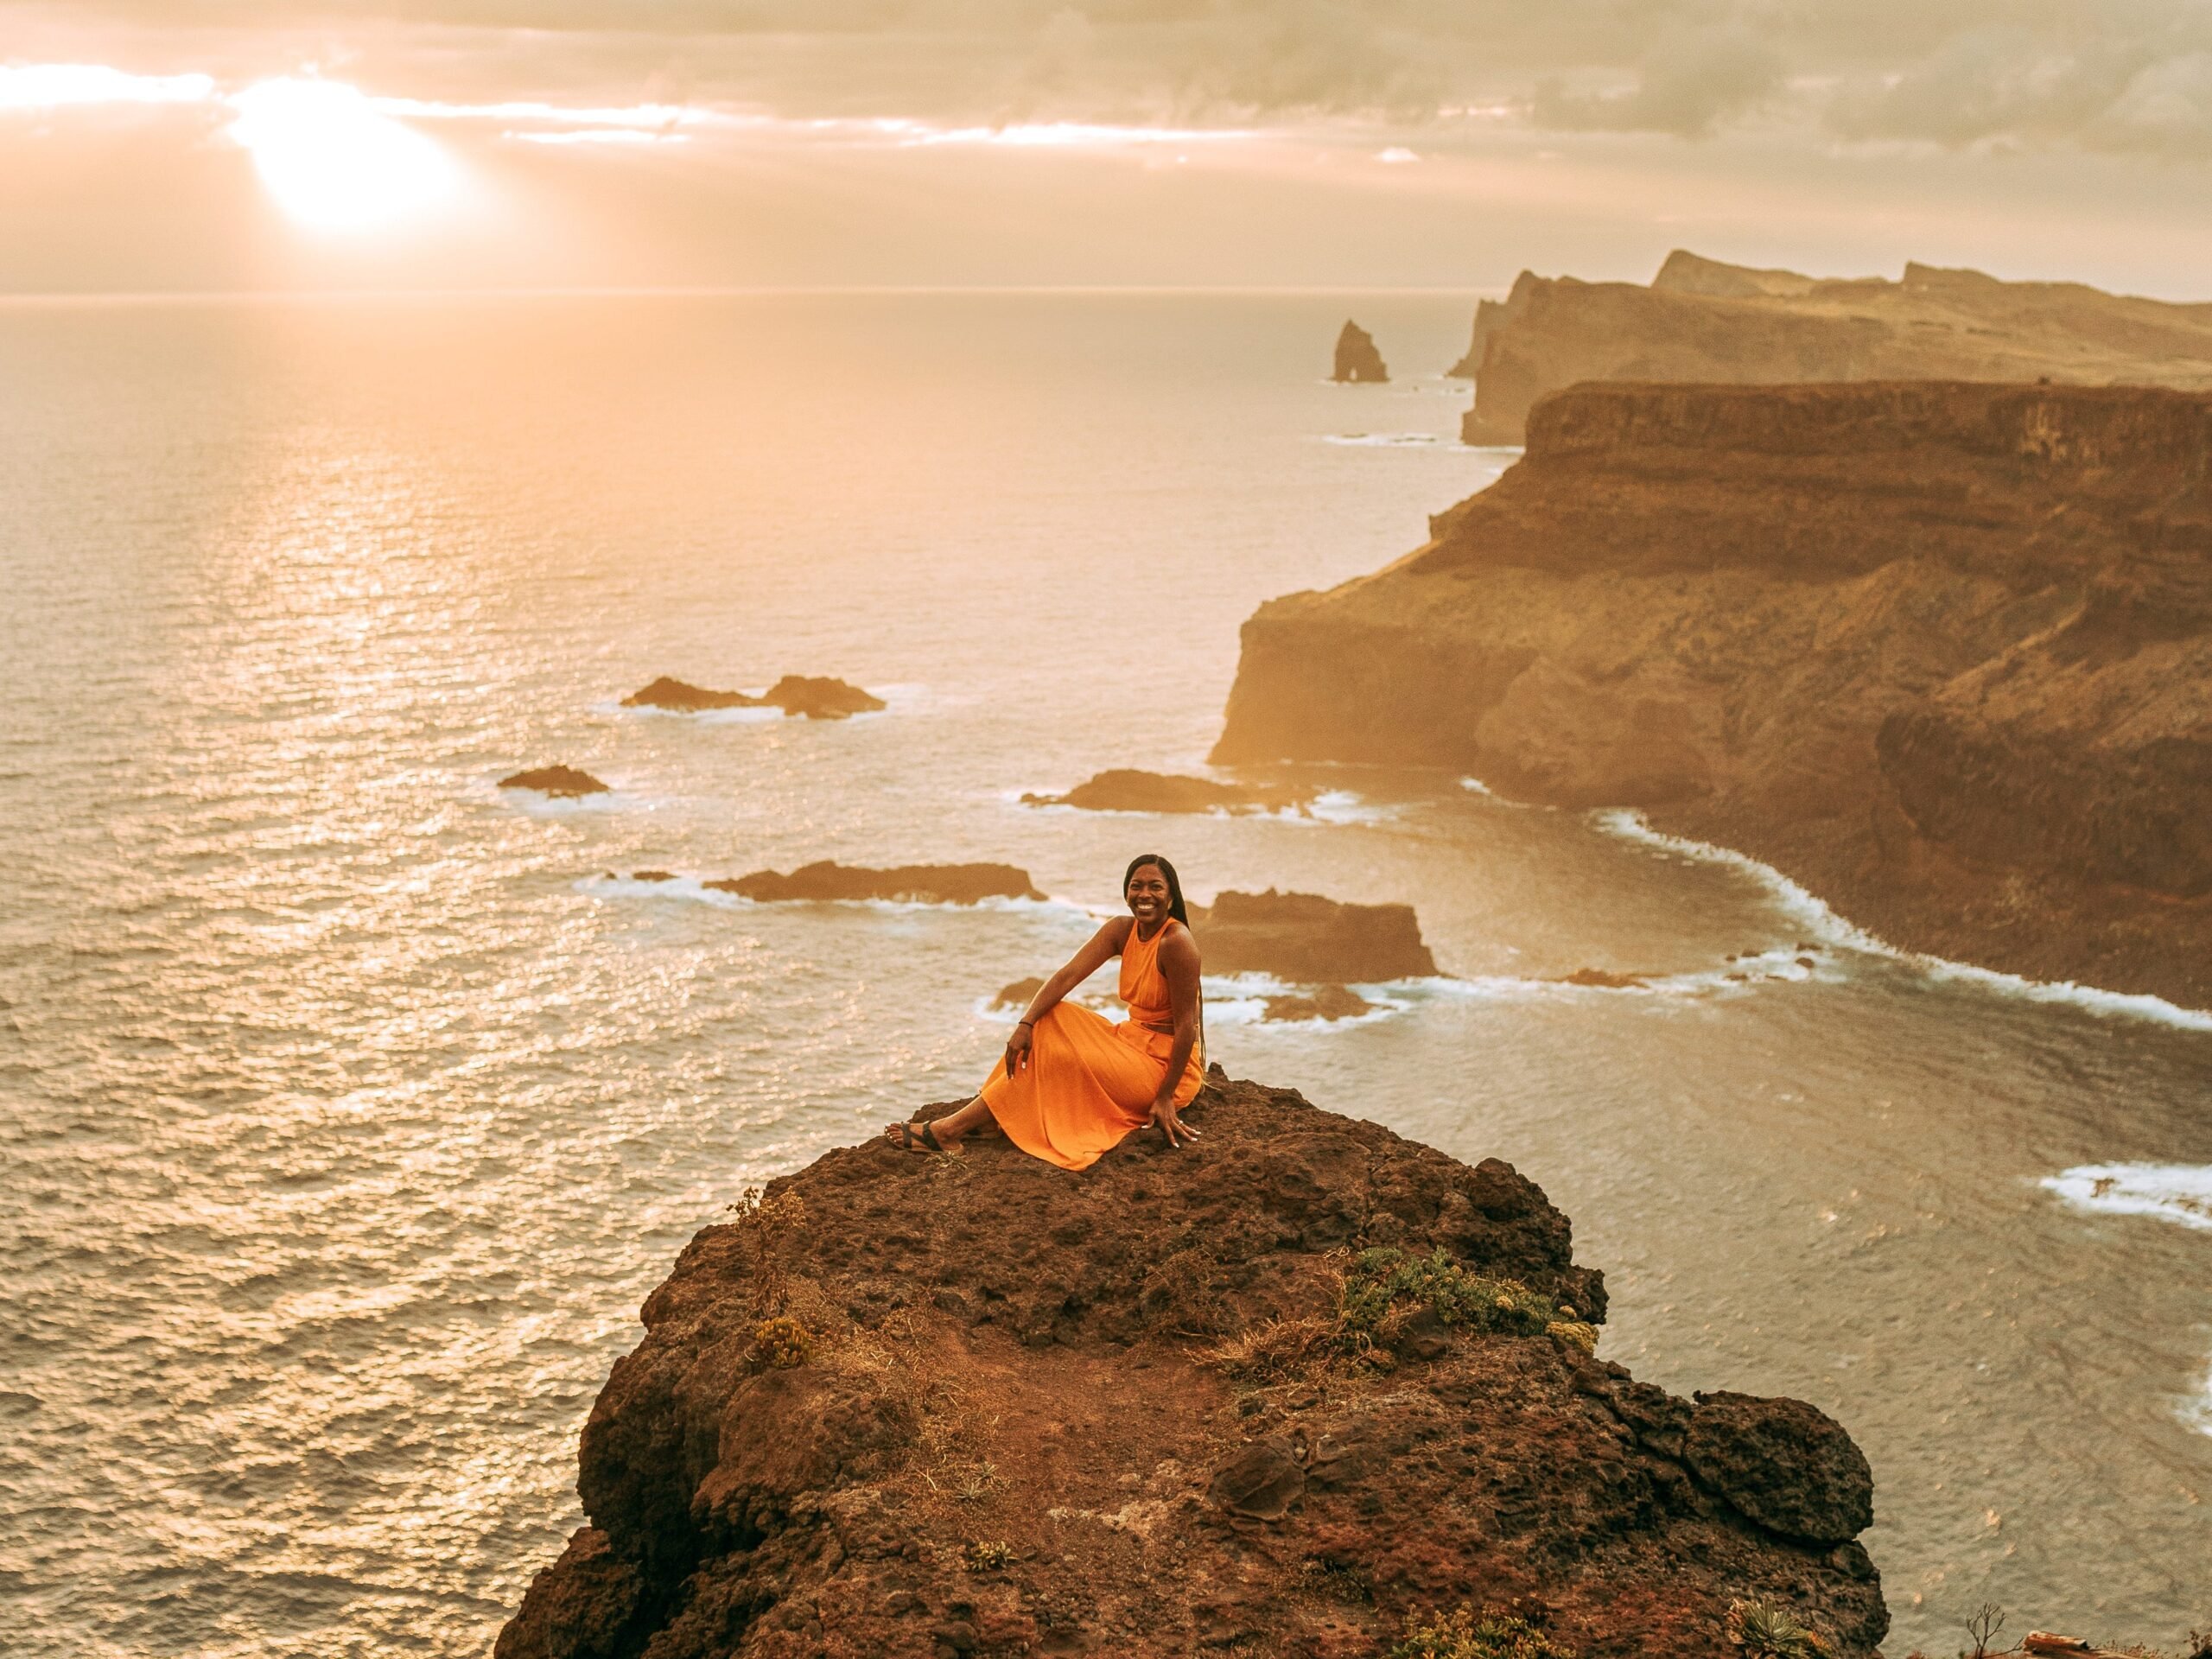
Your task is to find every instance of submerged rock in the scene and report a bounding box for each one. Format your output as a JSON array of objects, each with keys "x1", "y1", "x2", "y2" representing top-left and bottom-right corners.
[
  {"x1": 499, "y1": 766, "x2": 609, "y2": 798},
  {"x1": 1332, "y1": 320, "x2": 1389, "y2": 384},
  {"x1": 496, "y1": 1077, "x2": 1887, "y2": 1658},
  {"x1": 1021, "y1": 769, "x2": 1315, "y2": 816},
  {"x1": 707, "y1": 861, "x2": 1044, "y2": 906},
  {"x1": 1190, "y1": 888, "x2": 1436, "y2": 982},
  {"x1": 622, "y1": 675, "x2": 886, "y2": 720}
]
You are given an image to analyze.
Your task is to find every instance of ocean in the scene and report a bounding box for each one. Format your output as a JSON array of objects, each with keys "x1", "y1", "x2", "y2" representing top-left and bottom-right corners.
[{"x1": 2, "y1": 290, "x2": 2207, "y2": 1656}]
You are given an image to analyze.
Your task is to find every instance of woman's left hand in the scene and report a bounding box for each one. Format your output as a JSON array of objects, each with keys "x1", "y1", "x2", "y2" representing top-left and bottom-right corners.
[{"x1": 1148, "y1": 1096, "x2": 1199, "y2": 1148}]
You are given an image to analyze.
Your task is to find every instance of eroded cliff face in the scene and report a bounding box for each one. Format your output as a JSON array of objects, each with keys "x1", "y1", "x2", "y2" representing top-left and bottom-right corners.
[
  {"x1": 1214, "y1": 382, "x2": 2212, "y2": 1008},
  {"x1": 1453, "y1": 252, "x2": 2212, "y2": 442},
  {"x1": 498, "y1": 1077, "x2": 1887, "y2": 1658}
]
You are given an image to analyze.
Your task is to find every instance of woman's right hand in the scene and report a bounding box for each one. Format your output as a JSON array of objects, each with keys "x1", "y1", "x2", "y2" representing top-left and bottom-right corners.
[{"x1": 1004, "y1": 1021, "x2": 1034, "y2": 1077}]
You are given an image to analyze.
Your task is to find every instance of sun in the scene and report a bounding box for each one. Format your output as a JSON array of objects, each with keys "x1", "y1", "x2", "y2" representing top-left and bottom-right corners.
[{"x1": 228, "y1": 77, "x2": 461, "y2": 234}]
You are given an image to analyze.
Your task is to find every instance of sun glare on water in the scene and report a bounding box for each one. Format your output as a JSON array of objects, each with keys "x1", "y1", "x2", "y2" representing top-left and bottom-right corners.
[{"x1": 228, "y1": 77, "x2": 461, "y2": 234}]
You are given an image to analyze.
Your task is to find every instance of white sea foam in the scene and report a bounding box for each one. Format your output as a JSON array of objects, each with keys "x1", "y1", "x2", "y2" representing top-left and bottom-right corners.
[
  {"x1": 485, "y1": 778, "x2": 641, "y2": 817},
  {"x1": 1319, "y1": 432, "x2": 1443, "y2": 448},
  {"x1": 1005, "y1": 785, "x2": 1388, "y2": 825},
  {"x1": 575, "y1": 873, "x2": 742, "y2": 907},
  {"x1": 1459, "y1": 775, "x2": 1549, "y2": 810},
  {"x1": 1591, "y1": 809, "x2": 2212, "y2": 1033},
  {"x1": 2042, "y1": 1164, "x2": 2212, "y2": 1234},
  {"x1": 2185, "y1": 1360, "x2": 2212, "y2": 1440},
  {"x1": 595, "y1": 697, "x2": 782, "y2": 724}
]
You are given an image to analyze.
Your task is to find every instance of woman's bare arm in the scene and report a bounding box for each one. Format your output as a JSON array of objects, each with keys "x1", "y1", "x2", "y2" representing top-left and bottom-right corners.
[
  {"x1": 1145, "y1": 926, "x2": 1204, "y2": 1145},
  {"x1": 1002, "y1": 918, "x2": 1133, "y2": 1074}
]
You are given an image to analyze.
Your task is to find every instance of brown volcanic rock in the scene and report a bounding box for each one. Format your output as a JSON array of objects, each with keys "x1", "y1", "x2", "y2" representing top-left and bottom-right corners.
[
  {"x1": 623, "y1": 677, "x2": 762, "y2": 713},
  {"x1": 496, "y1": 1077, "x2": 1886, "y2": 1659},
  {"x1": 1453, "y1": 251, "x2": 2212, "y2": 442},
  {"x1": 623, "y1": 676, "x2": 885, "y2": 720},
  {"x1": 1214, "y1": 381, "x2": 2212, "y2": 1008},
  {"x1": 760, "y1": 676, "x2": 886, "y2": 721},
  {"x1": 706, "y1": 861, "x2": 1044, "y2": 906},
  {"x1": 500, "y1": 766, "x2": 611, "y2": 798},
  {"x1": 1192, "y1": 888, "x2": 1437, "y2": 982},
  {"x1": 1332, "y1": 319, "x2": 1389, "y2": 384},
  {"x1": 1021, "y1": 768, "x2": 1315, "y2": 815}
]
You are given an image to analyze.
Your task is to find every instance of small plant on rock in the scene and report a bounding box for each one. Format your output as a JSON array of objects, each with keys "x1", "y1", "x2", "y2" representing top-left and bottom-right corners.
[
  {"x1": 1338, "y1": 1247, "x2": 1565, "y2": 1352},
  {"x1": 748, "y1": 1315, "x2": 812, "y2": 1370},
  {"x1": 1958, "y1": 1604, "x2": 2004, "y2": 1659},
  {"x1": 724, "y1": 1185, "x2": 810, "y2": 1316},
  {"x1": 1390, "y1": 1605, "x2": 1576, "y2": 1659},
  {"x1": 1202, "y1": 1315, "x2": 1335, "y2": 1381},
  {"x1": 1729, "y1": 1599, "x2": 1826, "y2": 1658},
  {"x1": 963, "y1": 1539, "x2": 1013, "y2": 1572}
]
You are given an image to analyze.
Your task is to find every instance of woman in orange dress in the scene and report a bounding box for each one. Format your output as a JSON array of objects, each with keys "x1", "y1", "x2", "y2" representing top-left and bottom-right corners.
[{"x1": 886, "y1": 854, "x2": 1205, "y2": 1166}]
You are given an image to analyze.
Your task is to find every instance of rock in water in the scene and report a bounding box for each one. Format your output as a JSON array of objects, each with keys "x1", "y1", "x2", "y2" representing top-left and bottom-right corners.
[
  {"x1": 706, "y1": 861, "x2": 1044, "y2": 905},
  {"x1": 622, "y1": 677, "x2": 764, "y2": 712},
  {"x1": 1452, "y1": 251, "x2": 2212, "y2": 440},
  {"x1": 760, "y1": 676, "x2": 886, "y2": 720},
  {"x1": 494, "y1": 1077, "x2": 1888, "y2": 1658},
  {"x1": 499, "y1": 766, "x2": 609, "y2": 798},
  {"x1": 1260, "y1": 984, "x2": 1376, "y2": 1022},
  {"x1": 1214, "y1": 381, "x2": 2212, "y2": 1011},
  {"x1": 1556, "y1": 968, "x2": 1651, "y2": 989},
  {"x1": 621, "y1": 675, "x2": 885, "y2": 720},
  {"x1": 1189, "y1": 888, "x2": 1436, "y2": 982},
  {"x1": 1332, "y1": 320, "x2": 1389, "y2": 384},
  {"x1": 990, "y1": 976, "x2": 1046, "y2": 1010},
  {"x1": 1020, "y1": 769, "x2": 1314, "y2": 815}
]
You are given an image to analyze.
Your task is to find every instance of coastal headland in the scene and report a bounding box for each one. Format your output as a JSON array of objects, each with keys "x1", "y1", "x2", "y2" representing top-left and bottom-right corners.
[
  {"x1": 497, "y1": 1077, "x2": 1886, "y2": 1658},
  {"x1": 1454, "y1": 251, "x2": 2212, "y2": 443},
  {"x1": 1214, "y1": 380, "x2": 2212, "y2": 1010}
]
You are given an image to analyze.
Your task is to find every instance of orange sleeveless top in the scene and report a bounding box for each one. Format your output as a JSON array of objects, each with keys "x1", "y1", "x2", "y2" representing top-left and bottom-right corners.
[{"x1": 1119, "y1": 918, "x2": 1182, "y2": 1028}]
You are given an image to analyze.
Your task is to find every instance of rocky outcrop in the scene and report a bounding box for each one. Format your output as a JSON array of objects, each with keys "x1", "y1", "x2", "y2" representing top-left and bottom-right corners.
[
  {"x1": 1332, "y1": 321, "x2": 1389, "y2": 384},
  {"x1": 623, "y1": 677, "x2": 887, "y2": 720},
  {"x1": 496, "y1": 1077, "x2": 1887, "y2": 1659},
  {"x1": 1190, "y1": 889, "x2": 1437, "y2": 982},
  {"x1": 1020, "y1": 769, "x2": 1315, "y2": 816},
  {"x1": 1214, "y1": 380, "x2": 2212, "y2": 1008},
  {"x1": 1453, "y1": 251, "x2": 2212, "y2": 442},
  {"x1": 501, "y1": 766, "x2": 610, "y2": 798},
  {"x1": 708, "y1": 862, "x2": 1044, "y2": 906}
]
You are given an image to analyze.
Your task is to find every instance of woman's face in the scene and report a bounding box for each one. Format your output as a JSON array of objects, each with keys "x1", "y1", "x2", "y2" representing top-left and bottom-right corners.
[{"x1": 1126, "y1": 863, "x2": 1173, "y2": 927}]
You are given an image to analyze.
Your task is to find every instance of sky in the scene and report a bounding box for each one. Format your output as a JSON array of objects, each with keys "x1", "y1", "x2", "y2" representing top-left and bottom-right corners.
[{"x1": 5, "y1": 1, "x2": 2212, "y2": 296}]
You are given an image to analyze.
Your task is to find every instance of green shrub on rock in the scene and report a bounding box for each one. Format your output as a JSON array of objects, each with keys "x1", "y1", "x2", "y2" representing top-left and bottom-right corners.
[
  {"x1": 1390, "y1": 1605, "x2": 1576, "y2": 1659},
  {"x1": 1339, "y1": 1246, "x2": 1565, "y2": 1346}
]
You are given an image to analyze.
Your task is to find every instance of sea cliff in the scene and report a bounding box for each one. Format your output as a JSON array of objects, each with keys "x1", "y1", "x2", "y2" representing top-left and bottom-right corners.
[
  {"x1": 1454, "y1": 251, "x2": 2212, "y2": 442},
  {"x1": 1214, "y1": 381, "x2": 2212, "y2": 1010},
  {"x1": 497, "y1": 1077, "x2": 1887, "y2": 1658}
]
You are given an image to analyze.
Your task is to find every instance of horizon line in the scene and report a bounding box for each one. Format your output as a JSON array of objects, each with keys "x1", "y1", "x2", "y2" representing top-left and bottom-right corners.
[{"x1": 0, "y1": 282, "x2": 1504, "y2": 307}]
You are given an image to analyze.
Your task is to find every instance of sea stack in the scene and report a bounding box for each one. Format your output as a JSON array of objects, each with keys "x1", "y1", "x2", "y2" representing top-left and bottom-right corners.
[
  {"x1": 1332, "y1": 320, "x2": 1389, "y2": 383},
  {"x1": 495, "y1": 1077, "x2": 1887, "y2": 1658}
]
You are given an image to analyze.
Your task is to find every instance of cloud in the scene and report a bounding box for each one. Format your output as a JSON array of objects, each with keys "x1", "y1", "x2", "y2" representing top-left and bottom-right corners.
[
  {"x1": 5, "y1": 0, "x2": 2212, "y2": 161},
  {"x1": 1533, "y1": 27, "x2": 1788, "y2": 138}
]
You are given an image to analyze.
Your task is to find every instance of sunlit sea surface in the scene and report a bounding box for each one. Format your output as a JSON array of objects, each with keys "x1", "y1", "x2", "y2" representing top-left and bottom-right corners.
[{"x1": 3, "y1": 293, "x2": 2208, "y2": 1658}]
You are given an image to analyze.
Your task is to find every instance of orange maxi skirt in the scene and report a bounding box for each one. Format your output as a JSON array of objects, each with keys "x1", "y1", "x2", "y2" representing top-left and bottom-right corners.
[{"x1": 979, "y1": 1002, "x2": 1203, "y2": 1171}]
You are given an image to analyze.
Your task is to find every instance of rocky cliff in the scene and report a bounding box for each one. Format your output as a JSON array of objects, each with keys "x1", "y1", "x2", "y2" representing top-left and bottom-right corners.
[
  {"x1": 498, "y1": 1077, "x2": 1887, "y2": 1658},
  {"x1": 1453, "y1": 251, "x2": 2212, "y2": 442},
  {"x1": 1214, "y1": 381, "x2": 2212, "y2": 1009}
]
